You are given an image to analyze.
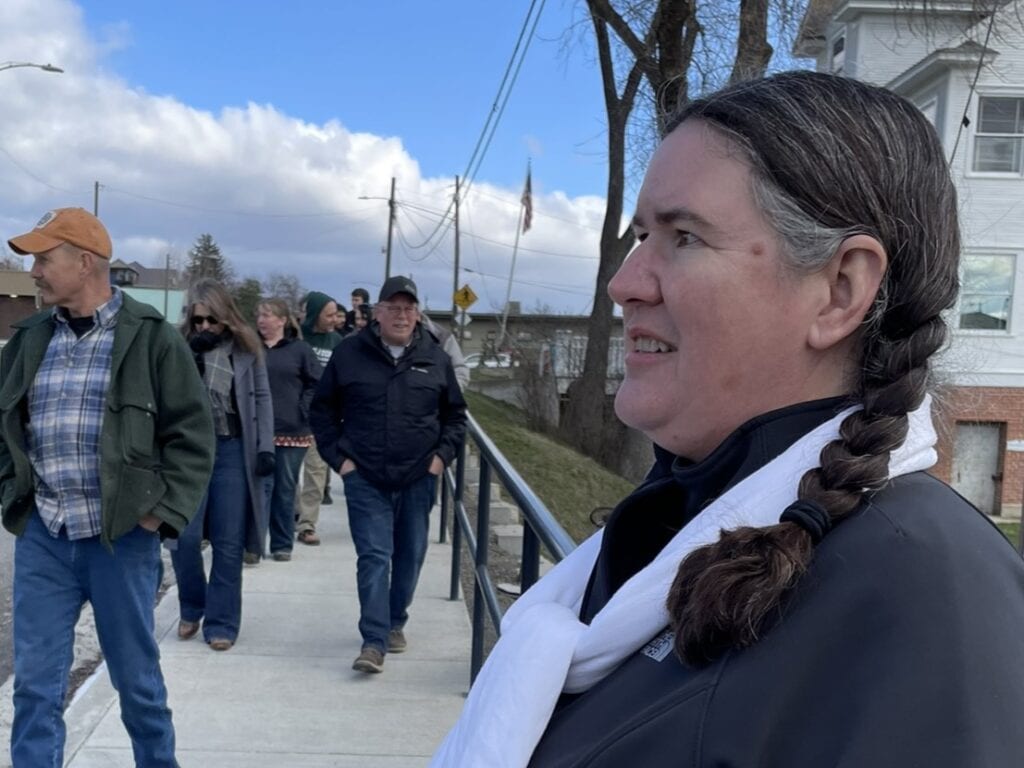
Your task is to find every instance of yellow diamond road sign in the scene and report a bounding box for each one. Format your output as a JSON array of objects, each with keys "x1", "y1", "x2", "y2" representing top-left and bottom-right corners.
[{"x1": 454, "y1": 284, "x2": 478, "y2": 311}]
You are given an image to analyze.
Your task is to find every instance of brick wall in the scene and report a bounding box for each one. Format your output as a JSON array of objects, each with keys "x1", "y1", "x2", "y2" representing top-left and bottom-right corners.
[{"x1": 932, "y1": 385, "x2": 1024, "y2": 516}]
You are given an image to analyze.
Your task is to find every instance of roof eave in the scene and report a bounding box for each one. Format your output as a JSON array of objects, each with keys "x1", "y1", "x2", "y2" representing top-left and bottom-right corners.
[{"x1": 887, "y1": 44, "x2": 998, "y2": 93}]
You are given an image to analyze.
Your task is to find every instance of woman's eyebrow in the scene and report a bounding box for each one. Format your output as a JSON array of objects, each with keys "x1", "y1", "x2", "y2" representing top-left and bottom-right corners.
[{"x1": 632, "y1": 206, "x2": 717, "y2": 232}]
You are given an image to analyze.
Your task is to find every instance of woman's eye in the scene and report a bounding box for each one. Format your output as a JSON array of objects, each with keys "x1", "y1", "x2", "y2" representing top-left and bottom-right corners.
[{"x1": 676, "y1": 230, "x2": 700, "y2": 247}]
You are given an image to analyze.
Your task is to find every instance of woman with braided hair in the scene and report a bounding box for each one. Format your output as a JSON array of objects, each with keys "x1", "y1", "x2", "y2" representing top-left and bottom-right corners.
[{"x1": 432, "y1": 71, "x2": 1024, "y2": 768}]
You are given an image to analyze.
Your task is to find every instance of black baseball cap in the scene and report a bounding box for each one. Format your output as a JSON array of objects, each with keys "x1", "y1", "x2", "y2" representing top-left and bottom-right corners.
[{"x1": 378, "y1": 276, "x2": 418, "y2": 303}]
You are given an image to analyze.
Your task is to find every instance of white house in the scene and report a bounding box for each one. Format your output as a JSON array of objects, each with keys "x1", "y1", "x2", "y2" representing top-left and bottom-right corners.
[{"x1": 796, "y1": 0, "x2": 1024, "y2": 516}]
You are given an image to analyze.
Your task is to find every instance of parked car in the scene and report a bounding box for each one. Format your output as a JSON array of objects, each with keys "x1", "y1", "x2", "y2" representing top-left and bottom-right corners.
[{"x1": 465, "y1": 352, "x2": 515, "y2": 369}]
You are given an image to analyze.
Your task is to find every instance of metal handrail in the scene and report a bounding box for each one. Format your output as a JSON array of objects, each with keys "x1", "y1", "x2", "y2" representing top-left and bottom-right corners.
[{"x1": 438, "y1": 412, "x2": 576, "y2": 683}]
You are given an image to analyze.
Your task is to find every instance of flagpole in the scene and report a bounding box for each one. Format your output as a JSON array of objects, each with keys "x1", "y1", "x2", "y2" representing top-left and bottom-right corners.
[
  {"x1": 497, "y1": 208, "x2": 524, "y2": 350},
  {"x1": 498, "y1": 162, "x2": 531, "y2": 351}
]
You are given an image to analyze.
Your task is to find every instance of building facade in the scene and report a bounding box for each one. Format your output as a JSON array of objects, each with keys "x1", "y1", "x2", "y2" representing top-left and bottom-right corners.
[
  {"x1": 0, "y1": 261, "x2": 185, "y2": 340},
  {"x1": 796, "y1": 0, "x2": 1024, "y2": 515}
]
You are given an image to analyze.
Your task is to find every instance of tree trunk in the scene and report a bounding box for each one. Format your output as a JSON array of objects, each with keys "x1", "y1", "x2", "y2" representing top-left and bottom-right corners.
[
  {"x1": 730, "y1": 0, "x2": 773, "y2": 84},
  {"x1": 561, "y1": 11, "x2": 640, "y2": 455}
]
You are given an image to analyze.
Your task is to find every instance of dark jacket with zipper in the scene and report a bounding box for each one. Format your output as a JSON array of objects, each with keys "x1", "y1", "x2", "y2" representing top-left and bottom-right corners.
[
  {"x1": 264, "y1": 336, "x2": 321, "y2": 437},
  {"x1": 0, "y1": 294, "x2": 215, "y2": 545},
  {"x1": 309, "y1": 322, "x2": 466, "y2": 489},
  {"x1": 528, "y1": 400, "x2": 1024, "y2": 768}
]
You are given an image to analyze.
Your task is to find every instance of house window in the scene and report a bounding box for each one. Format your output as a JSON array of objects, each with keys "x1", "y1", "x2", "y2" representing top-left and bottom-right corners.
[
  {"x1": 973, "y1": 97, "x2": 1024, "y2": 173},
  {"x1": 959, "y1": 253, "x2": 1015, "y2": 330}
]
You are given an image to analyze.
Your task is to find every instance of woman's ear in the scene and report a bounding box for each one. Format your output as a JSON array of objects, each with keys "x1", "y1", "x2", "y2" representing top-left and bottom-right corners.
[{"x1": 808, "y1": 234, "x2": 888, "y2": 351}]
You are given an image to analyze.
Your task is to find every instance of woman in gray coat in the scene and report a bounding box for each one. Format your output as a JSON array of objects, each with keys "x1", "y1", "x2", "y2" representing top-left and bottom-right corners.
[{"x1": 171, "y1": 279, "x2": 274, "y2": 651}]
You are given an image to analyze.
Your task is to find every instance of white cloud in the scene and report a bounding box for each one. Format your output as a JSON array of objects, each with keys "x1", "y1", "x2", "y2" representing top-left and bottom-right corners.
[{"x1": 0, "y1": 0, "x2": 608, "y2": 314}]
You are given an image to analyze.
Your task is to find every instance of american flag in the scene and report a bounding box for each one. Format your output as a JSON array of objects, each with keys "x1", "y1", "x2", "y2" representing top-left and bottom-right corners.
[{"x1": 521, "y1": 164, "x2": 532, "y2": 233}]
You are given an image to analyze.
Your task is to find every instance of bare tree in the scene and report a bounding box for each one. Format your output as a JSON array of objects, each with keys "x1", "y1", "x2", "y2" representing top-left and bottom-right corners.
[
  {"x1": 0, "y1": 251, "x2": 25, "y2": 271},
  {"x1": 262, "y1": 272, "x2": 307, "y2": 312}
]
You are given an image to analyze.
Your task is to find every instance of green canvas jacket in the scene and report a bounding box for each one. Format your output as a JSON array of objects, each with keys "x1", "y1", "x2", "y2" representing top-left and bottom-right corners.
[{"x1": 0, "y1": 293, "x2": 215, "y2": 546}]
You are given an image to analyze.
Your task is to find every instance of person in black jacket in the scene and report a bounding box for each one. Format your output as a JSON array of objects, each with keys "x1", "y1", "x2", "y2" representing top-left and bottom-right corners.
[
  {"x1": 432, "y1": 72, "x2": 1024, "y2": 768},
  {"x1": 256, "y1": 298, "x2": 321, "y2": 562},
  {"x1": 311, "y1": 275, "x2": 467, "y2": 674}
]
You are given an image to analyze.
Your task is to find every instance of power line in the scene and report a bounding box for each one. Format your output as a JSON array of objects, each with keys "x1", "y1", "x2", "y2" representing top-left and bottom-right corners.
[
  {"x1": 398, "y1": 197, "x2": 597, "y2": 261},
  {"x1": 460, "y1": 2, "x2": 545, "y2": 201},
  {"x1": 470, "y1": 187, "x2": 604, "y2": 232},
  {"x1": 462, "y1": 266, "x2": 592, "y2": 296},
  {"x1": 402, "y1": 0, "x2": 547, "y2": 251},
  {"x1": 949, "y1": 7, "x2": 999, "y2": 164},
  {"x1": 102, "y1": 185, "x2": 353, "y2": 218},
  {"x1": 462, "y1": 229, "x2": 596, "y2": 261},
  {"x1": 461, "y1": 199, "x2": 504, "y2": 310},
  {"x1": 0, "y1": 146, "x2": 76, "y2": 194}
]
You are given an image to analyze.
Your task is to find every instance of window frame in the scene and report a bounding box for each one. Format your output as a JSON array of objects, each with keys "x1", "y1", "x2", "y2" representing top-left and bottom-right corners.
[
  {"x1": 956, "y1": 251, "x2": 1017, "y2": 334},
  {"x1": 969, "y1": 91, "x2": 1024, "y2": 177}
]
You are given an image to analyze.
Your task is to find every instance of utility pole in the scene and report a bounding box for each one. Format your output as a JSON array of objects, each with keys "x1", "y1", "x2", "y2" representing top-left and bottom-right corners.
[
  {"x1": 451, "y1": 176, "x2": 461, "y2": 341},
  {"x1": 163, "y1": 252, "x2": 170, "y2": 318},
  {"x1": 384, "y1": 176, "x2": 396, "y2": 282},
  {"x1": 93, "y1": 181, "x2": 100, "y2": 216}
]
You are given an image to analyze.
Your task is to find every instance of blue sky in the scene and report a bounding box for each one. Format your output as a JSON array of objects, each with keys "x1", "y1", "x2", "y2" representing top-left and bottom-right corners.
[
  {"x1": 0, "y1": 0, "x2": 813, "y2": 314},
  {"x1": 0, "y1": 0, "x2": 622, "y2": 313},
  {"x1": 77, "y1": 0, "x2": 609, "y2": 198}
]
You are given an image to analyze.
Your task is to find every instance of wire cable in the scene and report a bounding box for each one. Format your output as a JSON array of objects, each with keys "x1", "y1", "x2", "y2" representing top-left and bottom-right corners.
[
  {"x1": 102, "y1": 185, "x2": 352, "y2": 218},
  {"x1": 402, "y1": 0, "x2": 547, "y2": 251},
  {"x1": 949, "y1": 7, "x2": 999, "y2": 164}
]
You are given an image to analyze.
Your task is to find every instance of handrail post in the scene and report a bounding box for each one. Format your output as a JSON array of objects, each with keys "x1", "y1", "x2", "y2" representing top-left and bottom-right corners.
[
  {"x1": 470, "y1": 459, "x2": 491, "y2": 684},
  {"x1": 521, "y1": 523, "x2": 540, "y2": 593},
  {"x1": 439, "y1": 467, "x2": 449, "y2": 545},
  {"x1": 449, "y1": 440, "x2": 466, "y2": 601}
]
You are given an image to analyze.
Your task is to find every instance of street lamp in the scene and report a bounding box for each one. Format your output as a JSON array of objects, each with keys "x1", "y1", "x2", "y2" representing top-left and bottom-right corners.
[{"x1": 0, "y1": 61, "x2": 64, "y2": 74}]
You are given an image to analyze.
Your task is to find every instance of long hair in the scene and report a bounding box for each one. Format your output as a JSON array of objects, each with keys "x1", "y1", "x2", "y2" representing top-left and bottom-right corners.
[
  {"x1": 181, "y1": 278, "x2": 263, "y2": 357},
  {"x1": 664, "y1": 71, "x2": 960, "y2": 666},
  {"x1": 258, "y1": 297, "x2": 302, "y2": 340}
]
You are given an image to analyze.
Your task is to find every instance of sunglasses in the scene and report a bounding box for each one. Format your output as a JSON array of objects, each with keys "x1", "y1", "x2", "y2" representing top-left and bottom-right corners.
[{"x1": 191, "y1": 314, "x2": 220, "y2": 326}]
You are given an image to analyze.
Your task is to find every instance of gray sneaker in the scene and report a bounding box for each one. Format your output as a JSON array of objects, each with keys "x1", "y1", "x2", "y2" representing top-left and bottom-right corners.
[
  {"x1": 353, "y1": 647, "x2": 385, "y2": 673},
  {"x1": 387, "y1": 628, "x2": 407, "y2": 653}
]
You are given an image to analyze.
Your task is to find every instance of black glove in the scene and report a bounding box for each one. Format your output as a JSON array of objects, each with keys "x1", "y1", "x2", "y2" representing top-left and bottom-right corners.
[
  {"x1": 256, "y1": 451, "x2": 276, "y2": 477},
  {"x1": 189, "y1": 330, "x2": 222, "y2": 354}
]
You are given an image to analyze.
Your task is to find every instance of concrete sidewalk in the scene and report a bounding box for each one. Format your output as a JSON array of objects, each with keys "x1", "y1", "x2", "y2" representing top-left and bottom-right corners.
[{"x1": 61, "y1": 500, "x2": 472, "y2": 767}]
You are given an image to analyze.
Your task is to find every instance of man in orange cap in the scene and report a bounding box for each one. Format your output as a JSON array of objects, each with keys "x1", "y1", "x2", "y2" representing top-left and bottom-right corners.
[{"x1": 0, "y1": 208, "x2": 214, "y2": 767}]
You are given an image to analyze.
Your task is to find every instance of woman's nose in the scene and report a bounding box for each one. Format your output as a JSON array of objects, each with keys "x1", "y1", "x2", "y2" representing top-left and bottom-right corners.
[{"x1": 608, "y1": 240, "x2": 659, "y2": 307}]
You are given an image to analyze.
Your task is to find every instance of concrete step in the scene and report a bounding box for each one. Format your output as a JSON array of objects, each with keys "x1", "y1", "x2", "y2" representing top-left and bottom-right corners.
[
  {"x1": 489, "y1": 500, "x2": 520, "y2": 526},
  {"x1": 465, "y1": 480, "x2": 505, "y2": 500},
  {"x1": 496, "y1": 557, "x2": 556, "y2": 596},
  {"x1": 493, "y1": 524, "x2": 523, "y2": 555}
]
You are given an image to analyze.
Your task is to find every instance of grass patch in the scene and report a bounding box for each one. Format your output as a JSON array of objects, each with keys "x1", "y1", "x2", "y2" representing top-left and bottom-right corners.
[
  {"x1": 996, "y1": 521, "x2": 1020, "y2": 547},
  {"x1": 465, "y1": 391, "x2": 634, "y2": 543}
]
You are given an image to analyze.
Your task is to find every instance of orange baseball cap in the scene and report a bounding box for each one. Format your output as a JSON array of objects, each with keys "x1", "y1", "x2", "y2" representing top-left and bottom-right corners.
[{"x1": 8, "y1": 207, "x2": 112, "y2": 259}]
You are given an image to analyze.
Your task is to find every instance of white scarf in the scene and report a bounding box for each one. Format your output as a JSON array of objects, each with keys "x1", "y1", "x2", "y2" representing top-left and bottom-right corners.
[{"x1": 430, "y1": 398, "x2": 938, "y2": 768}]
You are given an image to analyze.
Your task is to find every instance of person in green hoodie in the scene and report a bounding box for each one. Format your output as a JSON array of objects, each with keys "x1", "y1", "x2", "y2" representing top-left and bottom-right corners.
[{"x1": 294, "y1": 291, "x2": 344, "y2": 545}]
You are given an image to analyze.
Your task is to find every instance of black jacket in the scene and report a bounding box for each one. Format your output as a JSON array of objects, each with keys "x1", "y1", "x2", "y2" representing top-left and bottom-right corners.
[
  {"x1": 264, "y1": 337, "x2": 321, "y2": 437},
  {"x1": 309, "y1": 323, "x2": 467, "y2": 489},
  {"x1": 529, "y1": 402, "x2": 1024, "y2": 768}
]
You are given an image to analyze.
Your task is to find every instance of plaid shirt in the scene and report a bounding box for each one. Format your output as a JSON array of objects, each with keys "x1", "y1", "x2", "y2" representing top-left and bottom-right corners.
[{"x1": 26, "y1": 288, "x2": 123, "y2": 540}]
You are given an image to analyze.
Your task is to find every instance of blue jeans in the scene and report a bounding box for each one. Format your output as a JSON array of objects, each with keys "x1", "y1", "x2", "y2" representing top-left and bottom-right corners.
[
  {"x1": 12, "y1": 512, "x2": 177, "y2": 768},
  {"x1": 260, "y1": 445, "x2": 306, "y2": 555},
  {"x1": 170, "y1": 437, "x2": 248, "y2": 643},
  {"x1": 342, "y1": 471, "x2": 436, "y2": 653}
]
